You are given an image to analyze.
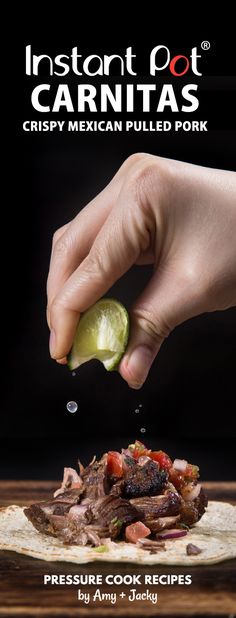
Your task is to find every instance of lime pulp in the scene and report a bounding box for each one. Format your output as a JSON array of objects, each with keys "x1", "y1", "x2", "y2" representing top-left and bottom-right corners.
[{"x1": 68, "y1": 298, "x2": 129, "y2": 372}]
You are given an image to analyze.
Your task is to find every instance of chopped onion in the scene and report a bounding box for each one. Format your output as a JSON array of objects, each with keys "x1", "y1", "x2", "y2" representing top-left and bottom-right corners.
[
  {"x1": 138, "y1": 537, "x2": 165, "y2": 547},
  {"x1": 173, "y1": 459, "x2": 188, "y2": 472},
  {"x1": 138, "y1": 456, "x2": 152, "y2": 466},
  {"x1": 182, "y1": 483, "x2": 201, "y2": 501},
  {"x1": 122, "y1": 448, "x2": 133, "y2": 458},
  {"x1": 156, "y1": 528, "x2": 187, "y2": 540},
  {"x1": 186, "y1": 543, "x2": 202, "y2": 555},
  {"x1": 122, "y1": 449, "x2": 135, "y2": 472},
  {"x1": 121, "y1": 448, "x2": 133, "y2": 457}
]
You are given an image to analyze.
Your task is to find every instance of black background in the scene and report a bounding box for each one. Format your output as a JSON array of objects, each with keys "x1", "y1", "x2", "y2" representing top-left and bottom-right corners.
[{"x1": 2, "y1": 27, "x2": 236, "y2": 481}]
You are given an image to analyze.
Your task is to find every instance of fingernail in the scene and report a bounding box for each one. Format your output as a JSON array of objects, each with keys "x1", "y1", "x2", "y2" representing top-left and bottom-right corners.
[
  {"x1": 49, "y1": 329, "x2": 56, "y2": 357},
  {"x1": 56, "y1": 357, "x2": 67, "y2": 365},
  {"x1": 126, "y1": 345, "x2": 154, "y2": 388},
  {"x1": 128, "y1": 382, "x2": 143, "y2": 390}
]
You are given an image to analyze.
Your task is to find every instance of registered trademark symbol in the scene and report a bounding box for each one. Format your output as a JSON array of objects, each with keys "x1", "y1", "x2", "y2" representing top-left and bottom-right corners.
[{"x1": 201, "y1": 41, "x2": 210, "y2": 50}]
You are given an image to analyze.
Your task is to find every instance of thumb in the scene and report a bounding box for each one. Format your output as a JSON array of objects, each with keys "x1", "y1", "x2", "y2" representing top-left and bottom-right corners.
[
  {"x1": 119, "y1": 264, "x2": 200, "y2": 389},
  {"x1": 119, "y1": 269, "x2": 171, "y2": 389},
  {"x1": 119, "y1": 314, "x2": 165, "y2": 390}
]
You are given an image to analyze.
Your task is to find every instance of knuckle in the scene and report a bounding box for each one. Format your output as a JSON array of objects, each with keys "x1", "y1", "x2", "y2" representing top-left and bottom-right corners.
[
  {"x1": 50, "y1": 295, "x2": 66, "y2": 317},
  {"x1": 118, "y1": 152, "x2": 149, "y2": 176},
  {"x1": 140, "y1": 163, "x2": 164, "y2": 198},
  {"x1": 52, "y1": 224, "x2": 69, "y2": 248},
  {"x1": 136, "y1": 163, "x2": 157, "y2": 197},
  {"x1": 52, "y1": 226, "x2": 64, "y2": 244},
  {"x1": 52, "y1": 229, "x2": 61, "y2": 245},
  {"x1": 119, "y1": 154, "x2": 169, "y2": 211},
  {"x1": 53, "y1": 236, "x2": 70, "y2": 259},
  {"x1": 132, "y1": 307, "x2": 171, "y2": 342},
  {"x1": 128, "y1": 161, "x2": 159, "y2": 209},
  {"x1": 125, "y1": 152, "x2": 148, "y2": 167},
  {"x1": 82, "y1": 248, "x2": 109, "y2": 283}
]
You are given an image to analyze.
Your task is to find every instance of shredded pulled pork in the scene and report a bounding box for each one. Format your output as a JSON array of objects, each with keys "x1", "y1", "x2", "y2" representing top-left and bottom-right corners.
[
  {"x1": 81, "y1": 454, "x2": 109, "y2": 500},
  {"x1": 24, "y1": 442, "x2": 208, "y2": 549},
  {"x1": 123, "y1": 460, "x2": 168, "y2": 498}
]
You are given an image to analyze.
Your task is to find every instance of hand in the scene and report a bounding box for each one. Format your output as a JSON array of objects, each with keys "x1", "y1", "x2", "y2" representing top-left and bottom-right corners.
[{"x1": 47, "y1": 153, "x2": 236, "y2": 388}]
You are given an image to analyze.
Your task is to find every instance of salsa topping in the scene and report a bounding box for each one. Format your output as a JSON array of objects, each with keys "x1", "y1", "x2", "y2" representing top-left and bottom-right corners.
[{"x1": 24, "y1": 441, "x2": 207, "y2": 551}]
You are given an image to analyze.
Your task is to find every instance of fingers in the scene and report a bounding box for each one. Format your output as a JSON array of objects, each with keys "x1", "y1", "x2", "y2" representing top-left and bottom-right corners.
[
  {"x1": 49, "y1": 189, "x2": 151, "y2": 360},
  {"x1": 46, "y1": 157, "x2": 141, "y2": 316},
  {"x1": 46, "y1": 224, "x2": 68, "y2": 329},
  {"x1": 47, "y1": 153, "x2": 165, "y2": 366},
  {"x1": 47, "y1": 185, "x2": 118, "y2": 326}
]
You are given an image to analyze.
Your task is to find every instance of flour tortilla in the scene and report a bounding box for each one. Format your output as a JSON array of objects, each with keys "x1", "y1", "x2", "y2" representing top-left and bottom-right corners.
[{"x1": 0, "y1": 501, "x2": 235, "y2": 565}]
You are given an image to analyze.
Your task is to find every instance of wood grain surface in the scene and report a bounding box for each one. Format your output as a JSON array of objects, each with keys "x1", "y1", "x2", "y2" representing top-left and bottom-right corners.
[{"x1": 0, "y1": 481, "x2": 235, "y2": 617}]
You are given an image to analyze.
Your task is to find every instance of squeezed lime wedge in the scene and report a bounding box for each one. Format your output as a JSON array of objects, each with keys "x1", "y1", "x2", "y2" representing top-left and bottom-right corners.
[{"x1": 68, "y1": 298, "x2": 129, "y2": 372}]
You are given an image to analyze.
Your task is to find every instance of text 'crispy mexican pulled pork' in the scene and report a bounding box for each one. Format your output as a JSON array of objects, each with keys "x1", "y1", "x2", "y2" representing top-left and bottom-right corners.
[{"x1": 25, "y1": 441, "x2": 208, "y2": 548}]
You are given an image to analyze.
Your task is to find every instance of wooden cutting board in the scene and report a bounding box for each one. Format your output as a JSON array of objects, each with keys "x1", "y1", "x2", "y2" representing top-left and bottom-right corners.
[{"x1": 0, "y1": 481, "x2": 235, "y2": 617}]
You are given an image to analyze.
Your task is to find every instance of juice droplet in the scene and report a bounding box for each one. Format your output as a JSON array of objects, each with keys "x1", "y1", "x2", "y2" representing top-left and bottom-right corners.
[
  {"x1": 134, "y1": 408, "x2": 140, "y2": 414},
  {"x1": 72, "y1": 372, "x2": 76, "y2": 377},
  {"x1": 139, "y1": 403, "x2": 143, "y2": 408},
  {"x1": 66, "y1": 401, "x2": 78, "y2": 413},
  {"x1": 140, "y1": 427, "x2": 146, "y2": 433}
]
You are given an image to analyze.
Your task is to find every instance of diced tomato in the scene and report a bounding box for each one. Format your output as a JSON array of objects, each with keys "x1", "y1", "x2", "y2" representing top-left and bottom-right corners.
[
  {"x1": 71, "y1": 482, "x2": 83, "y2": 489},
  {"x1": 125, "y1": 521, "x2": 151, "y2": 544},
  {"x1": 107, "y1": 451, "x2": 123, "y2": 478},
  {"x1": 169, "y1": 467, "x2": 185, "y2": 490},
  {"x1": 169, "y1": 463, "x2": 199, "y2": 490},
  {"x1": 129, "y1": 441, "x2": 150, "y2": 459},
  {"x1": 150, "y1": 450, "x2": 172, "y2": 470}
]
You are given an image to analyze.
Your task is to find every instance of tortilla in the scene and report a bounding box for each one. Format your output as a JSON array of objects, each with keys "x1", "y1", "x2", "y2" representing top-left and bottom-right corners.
[{"x1": 0, "y1": 501, "x2": 235, "y2": 565}]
